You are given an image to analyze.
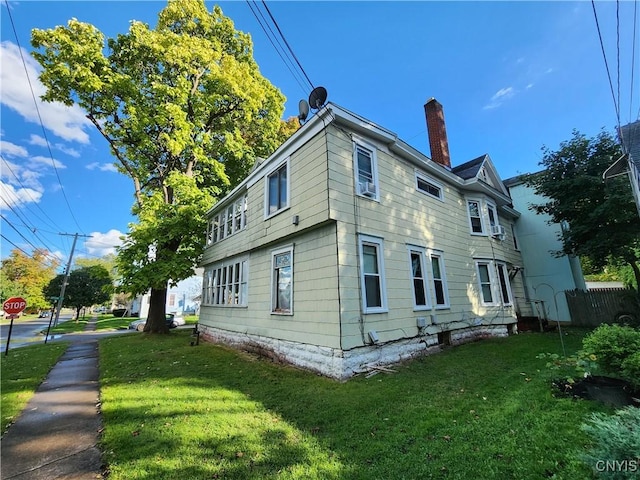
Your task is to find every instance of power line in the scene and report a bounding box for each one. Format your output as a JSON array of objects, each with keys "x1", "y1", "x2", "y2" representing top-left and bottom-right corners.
[
  {"x1": 260, "y1": 0, "x2": 315, "y2": 91},
  {"x1": 591, "y1": 0, "x2": 621, "y2": 133},
  {"x1": 4, "y1": 0, "x2": 85, "y2": 234},
  {"x1": 1, "y1": 155, "x2": 64, "y2": 233},
  {"x1": 245, "y1": 1, "x2": 310, "y2": 96},
  {"x1": 246, "y1": 0, "x2": 313, "y2": 95}
]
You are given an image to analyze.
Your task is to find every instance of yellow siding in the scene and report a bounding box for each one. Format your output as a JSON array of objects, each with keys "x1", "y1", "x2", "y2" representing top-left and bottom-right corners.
[
  {"x1": 200, "y1": 223, "x2": 342, "y2": 348},
  {"x1": 325, "y1": 126, "x2": 523, "y2": 350}
]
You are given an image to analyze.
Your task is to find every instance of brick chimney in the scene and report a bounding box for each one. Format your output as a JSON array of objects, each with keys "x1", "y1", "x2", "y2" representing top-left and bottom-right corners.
[{"x1": 424, "y1": 98, "x2": 451, "y2": 169}]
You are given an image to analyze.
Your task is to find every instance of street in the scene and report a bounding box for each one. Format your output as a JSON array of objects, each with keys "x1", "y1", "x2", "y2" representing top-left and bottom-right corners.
[{"x1": 0, "y1": 314, "x2": 71, "y2": 353}]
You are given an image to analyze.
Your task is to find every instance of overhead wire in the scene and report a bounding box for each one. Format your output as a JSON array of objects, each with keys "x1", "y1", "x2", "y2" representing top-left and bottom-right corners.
[
  {"x1": 630, "y1": 0, "x2": 638, "y2": 122},
  {"x1": 260, "y1": 0, "x2": 314, "y2": 91},
  {"x1": 0, "y1": 155, "x2": 64, "y2": 232},
  {"x1": 591, "y1": 0, "x2": 621, "y2": 135},
  {"x1": 245, "y1": 0, "x2": 310, "y2": 96},
  {"x1": 3, "y1": 0, "x2": 86, "y2": 235}
]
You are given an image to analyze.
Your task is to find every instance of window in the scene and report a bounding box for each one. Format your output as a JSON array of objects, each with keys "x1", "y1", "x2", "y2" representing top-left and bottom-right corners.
[
  {"x1": 354, "y1": 142, "x2": 379, "y2": 200},
  {"x1": 468, "y1": 200, "x2": 483, "y2": 233},
  {"x1": 359, "y1": 235, "x2": 387, "y2": 313},
  {"x1": 467, "y1": 198, "x2": 502, "y2": 236},
  {"x1": 207, "y1": 195, "x2": 247, "y2": 245},
  {"x1": 416, "y1": 173, "x2": 443, "y2": 200},
  {"x1": 430, "y1": 252, "x2": 450, "y2": 308},
  {"x1": 266, "y1": 162, "x2": 289, "y2": 216},
  {"x1": 477, "y1": 262, "x2": 494, "y2": 304},
  {"x1": 475, "y1": 260, "x2": 513, "y2": 306},
  {"x1": 203, "y1": 257, "x2": 249, "y2": 307},
  {"x1": 511, "y1": 224, "x2": 519, "y2": 250},
  {"x1": 496, "y1": 262, "x2": 512, "y2": 305},
  {"x1": 408, "y1": 248, "x2": 430, "y2": 310},
  {"x1": 487, "y1": 203, "x2": 498, "y2": 228},
  {"x1": 271, "y1": 246, "x2": 293, "y2": 314}
]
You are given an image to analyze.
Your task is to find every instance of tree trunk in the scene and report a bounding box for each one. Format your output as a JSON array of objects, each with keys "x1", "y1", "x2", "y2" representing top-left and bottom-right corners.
[{"x1": 145, "y1": 286, "x2": 169, "y2": 333}]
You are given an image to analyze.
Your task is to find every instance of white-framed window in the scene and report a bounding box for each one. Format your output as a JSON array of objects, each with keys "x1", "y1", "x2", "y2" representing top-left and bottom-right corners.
[
  {"x1": 203, "y1": 257, "x2": 249, "y2": 307},
  {"x1": 206, "y1": 194, "x2": 247, "y2": 245},
  {"x1": 359, "y1": 235, "x2": 387, "y2": 313},
  {"x1": 487, "y1": 203, "x2": 498, "y2": 228},
  {"x1": 415, "y1": 172, "x2": 444, "y2": 201},
  {"x1": 265, "y1": 160, "x2": 289, "y2": 217},
  {"x1": 467, "y1": 198, "x2": 503, "y2": 236},
  {"x1": 429, "y1": 251, "x2": 450, "y2": 308},
  {"x1": 408, "y1": 246, "x2": 431, "y2": 310},
  {"x1": 354, "y1": 142, "x2": 379, "y2": 201},
  {"x1": 467, "y1": 200, "x2": 484, "y2": 234},
  {"x1": 475, "y1": 260, "x2": 513, "y2": 306},
  {"x1": 271, "y1": 246, "x2": 293, "y2": 314}
]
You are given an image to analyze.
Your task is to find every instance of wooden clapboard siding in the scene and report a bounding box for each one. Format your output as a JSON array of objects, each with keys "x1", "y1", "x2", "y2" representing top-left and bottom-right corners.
[{"x1": 199, "y1": 223, "x2": 342, "y2": 348}]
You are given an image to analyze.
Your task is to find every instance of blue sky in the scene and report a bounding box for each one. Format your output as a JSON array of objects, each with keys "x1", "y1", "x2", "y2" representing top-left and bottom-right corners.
[{"x1": 1, "y1": 1, "x2": 638, "y2": 267}]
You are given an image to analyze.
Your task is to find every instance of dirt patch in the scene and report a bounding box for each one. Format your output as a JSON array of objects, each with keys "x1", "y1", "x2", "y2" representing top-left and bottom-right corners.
[{"x1": 552, "y1": 376, "x2": 640, "y2": 408}]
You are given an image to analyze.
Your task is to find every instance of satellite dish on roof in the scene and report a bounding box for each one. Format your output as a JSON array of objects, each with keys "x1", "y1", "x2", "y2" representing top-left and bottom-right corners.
[
  {"x1": 308, "y1": 86, "x2": 328, "y2": 110},
  {"x1": 298, "y1": 99, "x2": 309, "y2": 123}
]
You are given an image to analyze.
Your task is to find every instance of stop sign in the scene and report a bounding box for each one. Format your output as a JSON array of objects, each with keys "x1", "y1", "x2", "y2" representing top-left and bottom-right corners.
[{"x1": 3, "y1": 297, "x2": 27, "y2": 315}]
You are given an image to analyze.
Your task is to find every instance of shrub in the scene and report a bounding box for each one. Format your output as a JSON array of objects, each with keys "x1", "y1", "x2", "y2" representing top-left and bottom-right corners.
[
  {"x1": 581, "y1": 406, "x2": 640, "y2": 479},
  {"x1": 621, "y1": 352, "x2": 640, "y2": 388},
  {"x1": 581, "y1": 325, "x2": 640, "y2": 376}
]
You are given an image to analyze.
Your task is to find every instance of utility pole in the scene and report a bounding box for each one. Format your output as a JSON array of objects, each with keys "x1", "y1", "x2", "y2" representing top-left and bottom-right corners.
[{"x1": 50, "y1": 233, "x2": 91, "y2": 331}]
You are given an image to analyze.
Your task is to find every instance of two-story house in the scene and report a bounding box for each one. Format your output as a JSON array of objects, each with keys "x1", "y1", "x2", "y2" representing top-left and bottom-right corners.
[{"x1": 199, "y1": 98, "x2": 527, "y2": 379}]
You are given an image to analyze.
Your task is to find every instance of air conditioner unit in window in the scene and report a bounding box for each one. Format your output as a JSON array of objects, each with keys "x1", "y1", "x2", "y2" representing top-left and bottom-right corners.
[
  {"x1": 490, "y1": 225, "x2": 506, "y2": 238},
  {"x1": 358, "y1": 182, "x2": 377, "y2": 197}
]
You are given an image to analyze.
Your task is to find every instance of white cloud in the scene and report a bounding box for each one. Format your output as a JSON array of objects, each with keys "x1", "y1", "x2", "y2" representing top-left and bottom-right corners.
[
  {"x1": 85, "y1": 229, "x2": 125, "y2": 256},
  {"x1": 30, "y1": 155, "x2": 66, "y2": 170},
  {"x1": 0, "y1": 181, "x2": 42, "y2": 210},
  {"x1": 29, "y1": 134, "x2": 47, "y2": 147},
  {"x1": 54, "y1": 144, "x2": 80, "y2": 158},
  {"x1": 86, "y1": 161, "x2": 118, "y2": 172},
  {"x1": 483, "y1": 86, "x2": 517, "y2": 110},
  {"x1": 0, "y1": 41, "x2": 92, "y2": 143},
  {"x1": 0, "y1": 140, "x2": 28, "y2": 158},
  {"x1": 29, "y1": 133, "x2": 81, "y2": 158}
]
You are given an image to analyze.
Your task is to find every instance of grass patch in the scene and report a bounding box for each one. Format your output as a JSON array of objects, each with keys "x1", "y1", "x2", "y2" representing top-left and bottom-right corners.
[
  {"x1": 49, "y1": 314, "x2": 200, "y2": 334},
  {"x1": 1, "y1": 342, "x2": 68, "y2": 434},
  {"x1": 99, "y1": 328, "x2": 606, "y2": 479}
]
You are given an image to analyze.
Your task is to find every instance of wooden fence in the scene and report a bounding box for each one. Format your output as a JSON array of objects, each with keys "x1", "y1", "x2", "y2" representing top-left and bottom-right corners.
[{"x1": 565, "y1": 288, "x2": 639, "y2": 327}]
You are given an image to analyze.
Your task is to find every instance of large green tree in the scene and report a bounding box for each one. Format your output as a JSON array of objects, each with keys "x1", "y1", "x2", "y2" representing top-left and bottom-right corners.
[
  {"x1": 1, "y1": 249, "x2": 60, "y2": 311},
  {"x1": 44, "y1": 265, "x2": 113, "y2": 320},
  {"x1": 32, "y1": 0, "x2": 292, "y2": 332},
  {"x1": 525, "y1": 129, "x2": 640, "y2": 290}
]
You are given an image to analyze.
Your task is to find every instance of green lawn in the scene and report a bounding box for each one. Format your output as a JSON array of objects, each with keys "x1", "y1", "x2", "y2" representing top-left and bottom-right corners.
[
  {"x1": 98, "y1": 328, "x2": 607, "y2": 479},
  {"x1": 1, "y1": 342, "x2": 69, "y2": 433},
  {"x1": 48, "y1": 314, "x2": 199, "y2": 334}
]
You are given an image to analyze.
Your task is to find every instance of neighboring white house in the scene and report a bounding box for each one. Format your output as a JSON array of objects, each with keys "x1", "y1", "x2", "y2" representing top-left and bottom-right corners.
[
  {"x1": 503, "y1": 176, "x2": 586, "y2": 323},
  {"x1": 198, "y1": 99, "x2": 527, "y2": 380},
  {"x1": 132, "y1": 269, "x2": 203, "y2": 318}
]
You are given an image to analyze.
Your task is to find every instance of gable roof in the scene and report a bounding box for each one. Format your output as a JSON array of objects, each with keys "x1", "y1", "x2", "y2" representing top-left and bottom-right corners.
[
  {"x1": 451, "y1": 155, "x2": 486, "y2": 180},
  {"x1": 208, "y1": 102, "x2": 514, "y2": 214}
]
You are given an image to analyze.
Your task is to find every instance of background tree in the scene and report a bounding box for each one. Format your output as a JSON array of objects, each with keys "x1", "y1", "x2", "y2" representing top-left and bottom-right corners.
[
  {"x1": 75, "y1": 254, "x2": 118, "y2": 280},
  {"x1": 524, "y1": 129, "x2": 640, "y2": 291},
  {"x1": 44, "y1": 265, "x2": 113, "y2": 320},
  {"x1": 1, "y1": 249, "x2": 60, "y2": 311},
  {"x1": 32, "y1": 0, "x2": 293, "y2": 332}
]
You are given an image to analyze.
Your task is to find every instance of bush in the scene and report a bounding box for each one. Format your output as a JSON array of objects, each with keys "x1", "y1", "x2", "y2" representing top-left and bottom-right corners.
[
  {"x1": 621, "y1": 352, "x2": 640, "y2": 388},
  {"x1": 581, "y1": 325, "x2": 640, "y2": 377},
  {"x1": 581, "y1": 406, "x2": 640, "y2": 479},
  {"x1": 111, "y1": 308, "x2": 127, "y2": 317}
]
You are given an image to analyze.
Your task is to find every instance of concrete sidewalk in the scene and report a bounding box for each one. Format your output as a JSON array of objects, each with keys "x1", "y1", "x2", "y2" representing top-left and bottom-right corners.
[{"x1": 1, "y1": 318, "x2": 105, "y2": 479}]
